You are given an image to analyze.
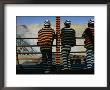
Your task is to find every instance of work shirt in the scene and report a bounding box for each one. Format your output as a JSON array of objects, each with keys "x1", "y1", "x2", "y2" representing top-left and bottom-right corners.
[{"x1": 61, "y1": 27, "x2": 76, "y2": 47}]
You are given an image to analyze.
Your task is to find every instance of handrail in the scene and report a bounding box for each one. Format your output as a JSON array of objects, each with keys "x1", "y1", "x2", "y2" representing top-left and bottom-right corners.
[
  {"x1": 16, "y1": 37, "x2": 84, "y2": 39},
  {"x1": 16, "y1": 51, "x2": 86, "y2": 54},
  {"x1": 16, "y1": 45, "x2": 84, "y2": 47},
  {"x1": 16, "y1": 37, "x2": 86, "y2": 63}
]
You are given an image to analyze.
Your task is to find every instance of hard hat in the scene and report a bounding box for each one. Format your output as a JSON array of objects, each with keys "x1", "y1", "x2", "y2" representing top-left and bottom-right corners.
[
  {"x1": 88, "y1": 19, "x2": 94, "y2": 24},
  {"x1": 64, "y1": 20, "x2": 71, "y2": 25},
  {"x1": 44, "y1": 20, "x2": 51, "y2": 26}
]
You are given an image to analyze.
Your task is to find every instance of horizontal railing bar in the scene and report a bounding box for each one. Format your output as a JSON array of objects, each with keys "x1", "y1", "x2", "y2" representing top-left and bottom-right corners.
[
  {"x1": 17, "y1": 57, "x2": 86, "y2": 60},
  {"x1": 16, "y1": 45, "x2": 84, "y2": 47},
  {"x1": 17, "y1": 51, "x2": 86, "y2": 54},
  {"x1": 16, "y1": 37, "x2": 84, "y2": 39},
  {"x1": 16, "y1": 58, "x2": 41, "y2": 60},
  {"x1": 16, "y1": 38, "x2": 38, "y2": 39}
]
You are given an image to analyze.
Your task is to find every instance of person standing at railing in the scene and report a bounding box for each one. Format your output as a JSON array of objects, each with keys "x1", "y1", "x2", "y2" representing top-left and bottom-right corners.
[
  {"x1": 82, "y1": 19, "x2": 94, "y2": 69},
  {"x1": 61, "y1": 20, "x2": 76, "y2": 70},
  {"x1": 37, "y1": 20, "x2": 55, "y2": 73}
]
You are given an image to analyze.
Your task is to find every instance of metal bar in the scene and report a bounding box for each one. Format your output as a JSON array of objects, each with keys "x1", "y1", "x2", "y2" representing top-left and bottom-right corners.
[
  {"x1": 16, "y1": 37, "x2": 84, "y2": 39},
  {"x1": 16, "y1": 58, "x2": 41, "y2": 60},
  {"x1": 16, "y1": 45, "x2": 85, "y2": 47},
  {"x1": 16, "y1": 38, "x2": 38, "y2": 39},
  {"x1": 16, "y1": 45, "x2": 19, "y2": 64},
  {"x1": 16, "y1": 53, "x2": 19, "y2": 64},
  {"x1": 17, "y1": 51, "x2": 86, "y2": 54}
]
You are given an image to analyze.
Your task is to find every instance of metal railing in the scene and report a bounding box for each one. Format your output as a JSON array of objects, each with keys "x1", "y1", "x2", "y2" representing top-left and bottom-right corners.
[{"x1": 16, "y1": 37, "x2": 86, "y2": 64}]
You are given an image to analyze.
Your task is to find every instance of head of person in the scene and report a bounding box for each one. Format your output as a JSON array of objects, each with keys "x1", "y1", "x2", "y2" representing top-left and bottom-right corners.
[
  {"x1": 64, "y1": 20, "x2": 71, "y2": 28},
  {"x1": 44, "y1": 20, "x2": 51, "y2": 28},
  {"x1": 88, "y1": 19, "x2": 94, "y2": 28}
]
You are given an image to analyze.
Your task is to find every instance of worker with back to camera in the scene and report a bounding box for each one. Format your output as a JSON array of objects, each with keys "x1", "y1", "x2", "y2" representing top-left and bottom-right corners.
[
  {"x1": 82, "y1": 19, "x2": 94, "y2": 69},
  {"x1": 61, "y1": 20, "x2": 76, "y2": 70},
  {"x1": 37, "y1": 20, "x2": 55, "y2": 73}
]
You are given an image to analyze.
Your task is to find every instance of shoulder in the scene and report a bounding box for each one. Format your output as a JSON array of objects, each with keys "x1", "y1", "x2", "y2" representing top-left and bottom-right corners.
[
  {"x1": 62, "y1": 28, "x2": 75, "y2": 31},
  {"x1": 85, "y1": 28, "x2": 94, "y2": 33},
  {"x1": 38, "y1": 28, "x2": 44, "y2": 33},
  {"x1": 83, "y1": 28, "x2": 89, "y2": 33},
  {"x1": 85, "y1": 27, "x2": 94, "y2": 31},
  {"x1": 70, "y1": 28, "x2": 75, "y2": 32},
  {"x1": 50, "y1": 28, "x2": 54, "y2": 31},
  {"x1": 49, "y1": 28, "x2": 55, "y2": 33},
  {"x1": 39, "y1": 27, "x2": 47, "y2": 32},
  {"x1": 38, "y1": 29, "x2": 41, "y2": 33}
]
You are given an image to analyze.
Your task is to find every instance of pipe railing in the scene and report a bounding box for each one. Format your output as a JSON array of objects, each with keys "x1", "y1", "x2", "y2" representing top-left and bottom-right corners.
[{"x1": 16, "y1": 37, "x2": 86, "y2": 64}]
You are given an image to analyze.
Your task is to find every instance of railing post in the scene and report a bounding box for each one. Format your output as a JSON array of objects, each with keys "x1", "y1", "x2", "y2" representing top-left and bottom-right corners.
[
  {"x1": 56, "y1": 16, "x2": 61, "y2": 65},
  {"x1": 16, "y1": 46, "x2": 19, "y2": 65}
]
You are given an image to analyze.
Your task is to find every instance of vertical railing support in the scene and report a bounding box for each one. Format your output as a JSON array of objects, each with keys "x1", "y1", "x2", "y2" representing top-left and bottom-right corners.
[{"x1": 56, "y1": 16, "x2": 61, "y2": 65}]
